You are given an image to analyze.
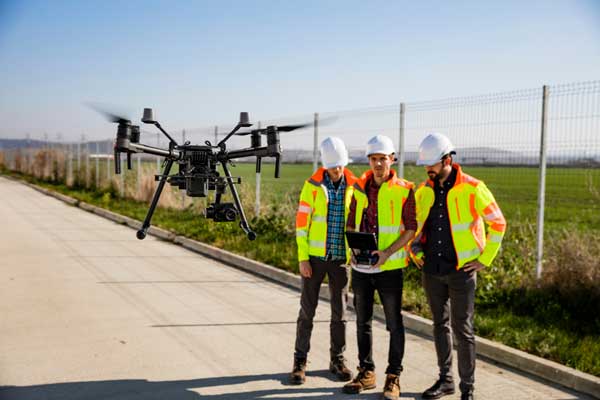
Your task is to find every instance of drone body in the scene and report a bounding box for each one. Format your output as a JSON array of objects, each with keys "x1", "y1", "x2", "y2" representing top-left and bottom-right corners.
[{"x1": 96, "y1": 106, "x2": 309, "y2": 241}]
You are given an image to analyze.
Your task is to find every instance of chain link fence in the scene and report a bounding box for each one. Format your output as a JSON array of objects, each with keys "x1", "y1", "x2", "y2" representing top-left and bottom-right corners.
[{"x1": 1, "y1": 80, "x2": 598, "y2": 278}]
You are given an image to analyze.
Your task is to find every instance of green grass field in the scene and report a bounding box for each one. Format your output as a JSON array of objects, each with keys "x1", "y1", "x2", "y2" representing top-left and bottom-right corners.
[{"x1": 223, "y1": 162, "x2": 600, "y2": 231}]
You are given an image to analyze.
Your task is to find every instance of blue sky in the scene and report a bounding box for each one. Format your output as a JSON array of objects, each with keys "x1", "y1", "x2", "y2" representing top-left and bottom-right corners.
[{"x1": 0, "y1": 0, "x2": 599, "y2": 141}]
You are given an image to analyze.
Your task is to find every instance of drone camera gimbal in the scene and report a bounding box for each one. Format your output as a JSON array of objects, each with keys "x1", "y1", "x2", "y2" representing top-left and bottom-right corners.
[{"x1": 107, "y1": 107, "x2": 295, "y2": 241}]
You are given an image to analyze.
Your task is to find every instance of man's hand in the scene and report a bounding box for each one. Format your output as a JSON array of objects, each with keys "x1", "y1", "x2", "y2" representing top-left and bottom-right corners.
[
  {"x1": 299, "y1": 260, "x2": 312, "y2": 278},
  {"x1": 412, "y1": 256, "x2": 424, "y2": 269},
  {"x1": 372, "y1": 249, "x2": 390, "y2": 269},
  {"x1": 463, "y1": 260, "x2": 486, "y2": 273}
]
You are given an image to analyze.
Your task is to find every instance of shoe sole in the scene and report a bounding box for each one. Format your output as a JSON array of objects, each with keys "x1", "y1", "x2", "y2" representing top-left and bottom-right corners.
[
  {"x1": 289, "y1": 376, "x2": 305, "y2": 385},
  {"x1": 422, "y1": 390, "x2": 455, "y2": 399},
  {"x1": 342, "y1": 383, "x2": 376, "y2": 394}
]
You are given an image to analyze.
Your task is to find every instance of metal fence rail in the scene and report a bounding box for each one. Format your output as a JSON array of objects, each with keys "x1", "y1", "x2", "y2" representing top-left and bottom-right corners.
[{"x1": 1, "y1": 80, "x2": 599, "y2": 279}]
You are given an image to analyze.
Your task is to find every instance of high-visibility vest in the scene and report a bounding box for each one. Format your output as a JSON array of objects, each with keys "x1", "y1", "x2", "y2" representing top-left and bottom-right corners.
[
  {"x1": 352, "y1": 169, "x2": 414, "y2": 271},
  {"x1": 411, "y1": 163, "x2": 506, "y2": 269},
  {"x1": 296, "y1": 168, "x2": 357, "y2": 262}
]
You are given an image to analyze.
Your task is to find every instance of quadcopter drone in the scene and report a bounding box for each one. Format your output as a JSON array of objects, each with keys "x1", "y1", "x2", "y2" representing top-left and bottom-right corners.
[{"x1": 96, "y1": 106, "x2": 310, "y2": 241}]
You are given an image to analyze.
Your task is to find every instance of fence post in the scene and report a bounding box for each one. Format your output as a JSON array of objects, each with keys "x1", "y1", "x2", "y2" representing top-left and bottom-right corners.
[
  {"x1": 95, "y1": 142, "x2": 99, "y2": 188},
  {"x1": 255, "y1": 121, "x2": 261, "y2": 216},
  {"x1": 536, "y1": 85, "x2": 549, "y2": 281},
  {"x1": 119, "y1": 160, "x2": 125, "y2": 198},
  {"x1": 137, "y1": 151, "x2": 141, "y2": 197},
  {"x1": 156, "y1": 132, "x2": 161, "y2": 172},
  {"x1": 181, "y1": 129, "x2": 186, "y2": 209},
  {"x1": 398, "y1": 103, "x2": 406, "y2": 178},
  {"x1": 214, "y1": 125, "x2": 218, "y2": 145},
  {"x1": 77, "y1": 136, "x2": 82, "y2": 185},
  {"x1": 68, "y1": 143, "x2": 73, "y2": 186},
  {"x1": 85, "y1": 139, "x2": 90, "y2": 188},
  {"x1": 313, "y1": 113, "x2": 319, "y2": 172},
  {"x1": 107, "y1": 144, "x2": 111, "y2": 189}
]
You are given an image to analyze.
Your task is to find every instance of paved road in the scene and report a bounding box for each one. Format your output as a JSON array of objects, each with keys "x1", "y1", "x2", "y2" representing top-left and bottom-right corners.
[{"x1": 0, "y1": 176, "x2": 593, "y2": 400}]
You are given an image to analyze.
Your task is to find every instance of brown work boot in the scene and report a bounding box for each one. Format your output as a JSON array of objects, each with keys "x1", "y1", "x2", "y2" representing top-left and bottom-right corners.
[
  {"x1": 289, "y1": 359, "x2": 306, "y2": 385},
  {"x1": 329, "y1": 359, "x2": 353, "y2": 381},
  {"x1": 382, "y1": 374, "x2": 401, "y2": 400},
  {"x1": 342, "y1": 367, "x2": 376, "y2": 394}
]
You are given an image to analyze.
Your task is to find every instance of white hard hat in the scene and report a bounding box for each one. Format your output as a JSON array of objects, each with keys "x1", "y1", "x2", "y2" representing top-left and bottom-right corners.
[
  {"x1": 320, "y1": 136, "x2": 349, "y2": 169},
  {"x1": 366, "y1": 135, "x2": 395, "y2": 157},
  {"x1": 416, "y1": 133, "x2": 455, "y2": 166}
]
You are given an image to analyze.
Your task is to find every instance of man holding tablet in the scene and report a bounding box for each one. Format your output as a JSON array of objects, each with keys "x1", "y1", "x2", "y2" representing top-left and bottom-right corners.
[{"x1": 343, "y1": 135, "x2": 416, "y2": 400}]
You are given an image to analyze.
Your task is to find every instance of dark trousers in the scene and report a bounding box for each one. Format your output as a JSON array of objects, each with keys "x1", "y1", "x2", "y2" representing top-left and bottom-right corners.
[
  {"x1": 352, "y1": 268, "x2": 405, "y2": 375},
  {"x1": 294, "y1": 257, "x2": 349, "y2": 362},
  {"x1": 422, "y1": 269, "x2": 477, "y2": 394}
]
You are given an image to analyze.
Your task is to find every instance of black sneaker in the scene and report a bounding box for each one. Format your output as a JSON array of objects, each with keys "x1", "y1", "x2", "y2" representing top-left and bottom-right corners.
[{"x1": 422, "y1": 376, "x2": 455, "y2": 399}]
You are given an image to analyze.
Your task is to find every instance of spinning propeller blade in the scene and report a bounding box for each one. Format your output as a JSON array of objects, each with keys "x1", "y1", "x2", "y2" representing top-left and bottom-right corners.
[{"x1": 86, "y1": 102, "x2": 132, "y2": 124}]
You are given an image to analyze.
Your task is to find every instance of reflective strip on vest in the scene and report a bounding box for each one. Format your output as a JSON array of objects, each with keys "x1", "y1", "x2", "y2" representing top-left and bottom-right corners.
[
  {"x1": 458, "y1": 247, "x2": 480, "y2": 260},
  {"x1": 388, "y1": 249, "x2": 407, "y2": 261},
  {"x1": 452, "y1": 222, "x2": 471, "y2": 231},
  {"x1": 489, "y1": 232, "x2": 503, "y2": 243},
  {"x1": 296, "y1": 230, "x2": 307, "y2": 237},
  {"x1": 484, "y1": 210, "x2": 503, "y2": 221},
  {"x1": 309, "y1": 240, "x2": 326, "y2": 248},
  {"x1": 298, "y1": 205, "x2": 311, "y2": 214},
  {"x1": 312, "y1": 215, "x2": 327, "y2": 222},
  {"x1": 379, "y1": 225, "x2": 404, "y2": 234}
]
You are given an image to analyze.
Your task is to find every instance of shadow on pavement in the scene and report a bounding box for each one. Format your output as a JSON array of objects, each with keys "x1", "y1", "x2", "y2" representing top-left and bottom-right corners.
[{"x1": 0, "y1": 372, "x2": 422, "y2": 399}]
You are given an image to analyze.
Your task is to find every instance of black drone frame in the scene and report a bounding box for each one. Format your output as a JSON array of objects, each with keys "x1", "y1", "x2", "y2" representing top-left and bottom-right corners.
[{"x1": 111, "y1": 108, "x2": 289, "y2": 241}]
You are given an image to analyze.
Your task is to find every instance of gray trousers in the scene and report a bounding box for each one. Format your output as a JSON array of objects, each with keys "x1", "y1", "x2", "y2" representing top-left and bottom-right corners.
[
  {"x1": 294, "y1": 257, "x2": 349, "y2": 362},
  {"x1": 422, "y1": 269, "x2": 477, "y2": 393}
]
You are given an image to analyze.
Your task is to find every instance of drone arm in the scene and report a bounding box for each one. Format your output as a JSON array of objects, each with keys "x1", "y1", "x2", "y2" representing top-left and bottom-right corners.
[
  {"x1": 136, "y1": 158, "x2": 175, "y2": 240},
  {"x1": 226, "y1": 146, "x2": 275, "y2": 160},
  {"x1": 128, "y1": 142, "x2": 179, "y2": 160},
  {"x1": 153, "y1": 122, "x2": 178, "y2": 146}
]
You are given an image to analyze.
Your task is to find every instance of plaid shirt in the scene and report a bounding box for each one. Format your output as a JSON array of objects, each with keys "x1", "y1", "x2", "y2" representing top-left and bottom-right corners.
[{"x1": 319, "y1": 172, "x2": 347, "y2": 261}]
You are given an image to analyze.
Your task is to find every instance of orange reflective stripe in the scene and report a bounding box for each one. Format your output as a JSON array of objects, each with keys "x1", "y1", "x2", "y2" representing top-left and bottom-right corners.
[
  {"x1": 468, "y1": 194, "x2": 484, "y2": 251},
  {"x1": 469, "y1": 194, "x2": 478, "y2": 220},
  {"x1": 455, "y1": 197, "x2": 462, "y2": 221},
  {"x1": 490, "y1": 222, "x2": 506, "y2": 232},
  {"x1": 296, "y1": 212, "x2": 308, "y2": 228},
  {"x1": 296, "y1": 200, "x2": 311, "y2": 228}
]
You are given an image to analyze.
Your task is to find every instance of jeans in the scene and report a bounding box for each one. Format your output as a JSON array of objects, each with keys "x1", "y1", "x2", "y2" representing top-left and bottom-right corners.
[
  {"x1": 352, "y1": 268, "x2": 405, "y2": 375},
  {"x1": 294, "y1": 257, "x2": 349, "y2": 362},
  {"x1": 422, "y1": 269, "x2": 476, "y2": 393}
]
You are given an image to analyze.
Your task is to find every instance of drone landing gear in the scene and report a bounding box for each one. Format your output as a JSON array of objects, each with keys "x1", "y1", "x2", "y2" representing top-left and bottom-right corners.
[
  {"x1": 137, "y1": 159, "x2": 174, "y2": 240},
  {"x1": 220, "y1": 161, "x2": 256, "y2": 241}
]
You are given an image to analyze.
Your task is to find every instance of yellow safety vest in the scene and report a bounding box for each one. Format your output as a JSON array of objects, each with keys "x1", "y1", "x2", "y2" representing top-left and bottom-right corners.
[
  {"x1": 411, "y1": 163, "x2": 506, "y2": 269},
  {"x1": 296, "y1": 168, "x2": 357, "y2": 262},
  {"x1": 352, "y1": 169, "x2": 414, "y2": 271}
]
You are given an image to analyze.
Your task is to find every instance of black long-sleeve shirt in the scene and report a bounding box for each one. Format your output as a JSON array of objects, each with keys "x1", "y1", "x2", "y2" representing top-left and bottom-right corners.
[{"x1": 423, "y1": 168, "x2": 458, "y2": 275}]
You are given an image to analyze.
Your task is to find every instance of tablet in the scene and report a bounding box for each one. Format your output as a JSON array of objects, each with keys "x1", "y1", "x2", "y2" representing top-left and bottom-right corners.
[{"x1": 345, "y1": 231, "x2": 378, "y2": 251}]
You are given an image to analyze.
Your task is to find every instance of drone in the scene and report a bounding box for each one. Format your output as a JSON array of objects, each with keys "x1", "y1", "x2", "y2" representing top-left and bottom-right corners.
[{"x1": 95, "y1": 106, "x2": 310, "y2": 241}]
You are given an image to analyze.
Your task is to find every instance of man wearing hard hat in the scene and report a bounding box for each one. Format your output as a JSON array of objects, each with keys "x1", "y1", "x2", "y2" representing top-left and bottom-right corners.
[
  {"x1": 291, "y1": 137, "x2": 357, "y2": 385},
  {"x1": 342, "y1": 135, "x2": 417, "y2": 400},
  {"x1": 412, "y1": 133, "x2": 506, "y2": 400}
]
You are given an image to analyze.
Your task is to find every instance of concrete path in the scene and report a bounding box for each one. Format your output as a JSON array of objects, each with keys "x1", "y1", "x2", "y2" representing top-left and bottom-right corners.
[{"x1": 0, "y1": 176, "x2": 593, "y2": 400}]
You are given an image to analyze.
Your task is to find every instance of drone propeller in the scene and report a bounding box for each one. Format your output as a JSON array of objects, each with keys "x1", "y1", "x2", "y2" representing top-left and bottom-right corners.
[
  {"x1": 234, "y1": 121, "x2": 312, "y2": 136},
  {"x1": 86, "y1": 102, "x2": 132, "y2": 124}
]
